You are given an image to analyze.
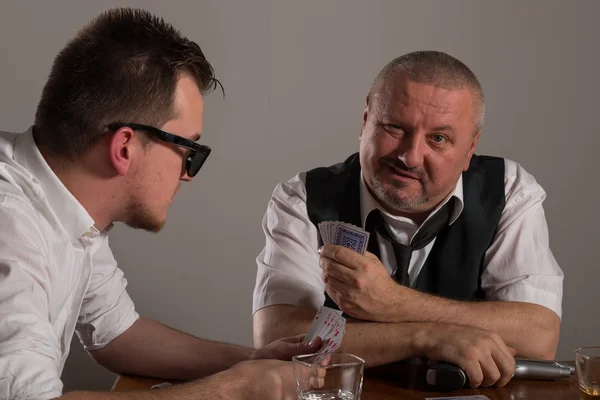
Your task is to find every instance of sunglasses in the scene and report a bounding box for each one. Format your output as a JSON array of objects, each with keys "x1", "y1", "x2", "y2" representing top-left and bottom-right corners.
[{"x1": 107, "y1": 122, "x2": 211, "y2": 178}]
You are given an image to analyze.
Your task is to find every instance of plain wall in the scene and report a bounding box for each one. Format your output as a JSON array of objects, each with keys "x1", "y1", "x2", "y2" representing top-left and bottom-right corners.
[{"x1": 0, "y1": 0, "x2": 598, "y2": 391}]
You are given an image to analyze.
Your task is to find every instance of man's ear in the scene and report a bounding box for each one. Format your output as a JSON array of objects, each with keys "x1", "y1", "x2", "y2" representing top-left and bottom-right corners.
[
  {"x1": 360, "y1": 95, "x2": 370, "y2": 139},
  {"x1": 108, "y1": 127, "x2": 136, "y2": 176}
]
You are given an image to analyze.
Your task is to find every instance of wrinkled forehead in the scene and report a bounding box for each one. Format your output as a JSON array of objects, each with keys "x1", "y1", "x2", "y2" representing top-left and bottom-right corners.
[{"x1": 370, "y1": 74, "x2": 475, "y2": 121}]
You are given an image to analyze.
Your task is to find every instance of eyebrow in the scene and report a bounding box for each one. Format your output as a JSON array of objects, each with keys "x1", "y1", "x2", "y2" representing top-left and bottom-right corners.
[{"x1": 431, "y1": 125, "x2": 455, "y2": 133}]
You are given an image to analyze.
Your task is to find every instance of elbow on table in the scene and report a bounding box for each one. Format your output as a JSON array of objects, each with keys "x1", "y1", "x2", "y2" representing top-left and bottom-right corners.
[{"x1": 519, "y1": 315, "x2": 560, "y2": 360}]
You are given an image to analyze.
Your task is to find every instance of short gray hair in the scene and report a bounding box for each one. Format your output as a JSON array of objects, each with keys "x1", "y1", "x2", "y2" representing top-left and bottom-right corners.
[{"x1": 369, "y1": 51, "x2": 485, "y2": 135}]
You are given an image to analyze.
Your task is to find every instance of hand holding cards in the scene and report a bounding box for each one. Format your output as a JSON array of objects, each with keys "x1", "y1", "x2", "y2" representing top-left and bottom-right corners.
[
  {"x1": 318, "y1": 221, "x2": 370, "y2": 255},
  {"x1": 303, "y1": 306, "x2": 346, "y2": 356}
]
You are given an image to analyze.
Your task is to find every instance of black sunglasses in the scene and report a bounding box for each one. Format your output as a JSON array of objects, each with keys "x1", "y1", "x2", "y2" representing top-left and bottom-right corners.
[{"x1": 107, "y1": 122, "x2": 211, "y2": 178}]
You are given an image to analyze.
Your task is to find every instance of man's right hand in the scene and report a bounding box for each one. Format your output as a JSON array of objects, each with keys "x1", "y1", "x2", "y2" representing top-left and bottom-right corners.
[
  {"x1": 229, "y1": 358, "x2": 327, "y2": 400},
  {"x1": 414, "y1": 323, "x2": 516, "y2": 388},
  {"x1": 229, "y1": 359, "x2": 298, "y2": 400}
]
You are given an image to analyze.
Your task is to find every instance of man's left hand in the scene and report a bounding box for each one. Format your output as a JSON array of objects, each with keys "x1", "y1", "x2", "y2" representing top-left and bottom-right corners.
[
  {"x1": 319, "y1": 244, "x2": 404, "y2": 321},
  {"x1": 252, "y1": 334, "x2": 322, "y2": 361}
]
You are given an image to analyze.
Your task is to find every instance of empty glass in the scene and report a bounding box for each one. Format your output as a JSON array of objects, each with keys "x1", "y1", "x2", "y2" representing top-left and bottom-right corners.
[{"x1": 292, "y1": 352, "x2": 365, "y2": 400}]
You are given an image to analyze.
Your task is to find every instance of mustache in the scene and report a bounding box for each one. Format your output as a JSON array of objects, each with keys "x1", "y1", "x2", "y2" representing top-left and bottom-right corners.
[{"x1": 380, "y1": 157, "x2": 425, "y2": 180}]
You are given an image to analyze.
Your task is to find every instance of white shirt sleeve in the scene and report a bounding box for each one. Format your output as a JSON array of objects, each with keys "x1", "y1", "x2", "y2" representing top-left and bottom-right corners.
[
  {"x1": 75, "y1": 236, "x2": 139, "y2": 351},
  {"x1": 481, "y1": 159, "x2": 564, "y2": 318},
  {"x1": 0, "y1": 195, "x2": 63, "y2": 400},
  {"x1": 253, "y1": 173, "x2": 325, "y2": 313}
]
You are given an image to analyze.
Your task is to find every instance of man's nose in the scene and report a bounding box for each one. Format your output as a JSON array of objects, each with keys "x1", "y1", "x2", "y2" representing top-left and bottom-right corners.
[{"x1": 397, "y1": 133, "x2": 425, "y2": 168}]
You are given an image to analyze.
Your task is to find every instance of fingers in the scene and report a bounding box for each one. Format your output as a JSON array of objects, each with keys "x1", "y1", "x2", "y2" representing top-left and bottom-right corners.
[
  {"x1": 300, "y1": 336, "x2": 323, "y2": 353},
  {"x1": 464, "y1": 335, "x2": 513, "y2": 388},
  {"x1": 319, "y1": 245, "x2": 363, "y2": 270},
  {"x1": 309, "y1": 376, "x2": 325, "y2": 389},
  {"x1": 309, "y1": 366, "x2": 328, "y2": 388},
  {"x1": 320, "y1": 256, "x2": 355, "y2": 284},
  {"x1": 288, "y1": 337, "x2": 322, "y2": 359},
  {"x1": 492, "y1": 347, "x2": 515, "y2": 387},
  {"x1": 267, "y1": 335, "x2": 323, "y2": 361},
  {"x1": 295, "y1": 363, "x2": 328, "y2": 391},
  {"x1": 461, "y1": 360, "x2": 484, "y2": 389},
  {"x1": 490, "y1": 334, "x2": 514, "y2": 365},
  {"x1": 479, "y1": 353, "x2": 502, "y2": 387},
  {"x1": 318, "y1": 355, "x2": 331, "y2": 366},
  {"x1": 286, "y1": 333, "x2": 324, "y2": 349},
  {"x1": 471, "y1": 337, "x2": 514, "y2": 388},
  {"x1": 363, "y1": 251, "x2": 380, "y2": 261},
  {"x1": 488, "y1": 335, "x2": 515, "y2": 387},
  {"x1": 324, "y1": 274, "x2": 346, "y2": 294},
  {"x1": 287, "y1": 334, "x2": 307, "y2": 343},
  {"x1": 438, "y1": 328, "x2": 514, "y2": 389}
]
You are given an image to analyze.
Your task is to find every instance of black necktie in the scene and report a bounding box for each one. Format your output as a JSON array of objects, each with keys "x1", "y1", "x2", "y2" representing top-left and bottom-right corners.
[{"x1": 366, "y1": 200, "x2": 453, "y2": 286}]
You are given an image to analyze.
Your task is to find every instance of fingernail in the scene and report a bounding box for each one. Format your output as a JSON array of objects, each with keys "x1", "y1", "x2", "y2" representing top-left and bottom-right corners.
[
  {"x1": 308, "y1": 339, "x2": 316, "y2": 346},
  {"x1": 318, "y1": 247, "x2": 322, "y2": 254}
]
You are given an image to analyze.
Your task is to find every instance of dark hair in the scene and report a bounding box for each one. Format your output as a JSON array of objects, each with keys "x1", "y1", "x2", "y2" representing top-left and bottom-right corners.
[
  {"x1": 369, "y1": 51, "x2": 484, "y2": 134},
  {"x1": 34, "y1": 7, "x2": 221, "y2": 159}
]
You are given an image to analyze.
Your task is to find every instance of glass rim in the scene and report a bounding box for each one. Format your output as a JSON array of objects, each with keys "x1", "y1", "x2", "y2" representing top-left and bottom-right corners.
[
  {"x1": 292, "y1": 352, "x2": 365, "y2": 368},
  {"x1": 575, "y1": 346, "x2": 600, "y2": 358}
]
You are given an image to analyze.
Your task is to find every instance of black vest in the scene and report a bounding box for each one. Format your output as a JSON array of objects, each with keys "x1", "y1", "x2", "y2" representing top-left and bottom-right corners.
[{"x1": 305, "y1": 153, "x2": 505, "y2": 309}]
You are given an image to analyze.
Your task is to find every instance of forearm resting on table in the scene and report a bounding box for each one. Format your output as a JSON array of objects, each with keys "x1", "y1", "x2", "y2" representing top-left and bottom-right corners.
[
  {"x1": 391, "y1": 291, "x2": 561, "y2": 359},
  {"x1": 91, "y1": 318, "x2": 253, "y2": 381},
  {"x1": 59, "y1": 369, "x2": 250, "y2": 400},
  {"x1": 254, "y1": 305, "x2": 427, "y2": 368}
]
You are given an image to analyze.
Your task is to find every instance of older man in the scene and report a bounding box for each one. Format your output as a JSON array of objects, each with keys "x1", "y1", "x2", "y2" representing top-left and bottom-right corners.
[{"x1": 253, "y1": 51, "x2": 563, "y2": 388}]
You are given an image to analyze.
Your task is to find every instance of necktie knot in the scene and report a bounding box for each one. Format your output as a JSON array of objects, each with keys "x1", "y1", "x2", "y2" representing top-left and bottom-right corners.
[{"x1": 366, "y1": 200, "x2": 453, "y2": 286}]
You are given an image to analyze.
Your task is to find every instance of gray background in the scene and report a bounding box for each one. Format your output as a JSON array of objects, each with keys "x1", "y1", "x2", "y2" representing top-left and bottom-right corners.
[{"x1": 0, "y1": 0, "x2": 597, "y2": 392}]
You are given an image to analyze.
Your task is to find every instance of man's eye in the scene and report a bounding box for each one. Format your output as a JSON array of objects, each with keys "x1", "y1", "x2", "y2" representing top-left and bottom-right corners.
[
  {"x1": 384, "y1": 124, "x2": 403, "y2": 130},
  {"x1": 431, "y1": 134, "x2": 447, "y2": 143},
  {"x1": 383, "y1": 124, "x2": 404, "y2": 137}
]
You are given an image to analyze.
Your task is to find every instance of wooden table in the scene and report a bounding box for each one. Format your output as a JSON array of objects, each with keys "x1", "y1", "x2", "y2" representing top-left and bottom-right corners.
[{"x1": 113, "y1": 361, "x2": 583, "y2": 399}]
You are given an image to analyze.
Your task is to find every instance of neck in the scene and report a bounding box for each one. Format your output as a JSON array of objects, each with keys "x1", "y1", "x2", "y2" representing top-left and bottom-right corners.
[{"x1": 39, "y1": 147, "x2": 121, "y2": 232}]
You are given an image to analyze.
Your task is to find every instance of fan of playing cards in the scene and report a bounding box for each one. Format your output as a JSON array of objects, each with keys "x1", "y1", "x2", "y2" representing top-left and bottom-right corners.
[
  {"x1": 318, "y1": 221, "x2": 370, "y2": 255},
  {"x1": 303, "y1": 306, "x2": 347, "y2": 355}
]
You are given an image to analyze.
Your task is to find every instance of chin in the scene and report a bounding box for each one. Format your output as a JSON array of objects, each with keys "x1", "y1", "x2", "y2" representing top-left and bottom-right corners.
[
  {"x1": 151, "y1": 218, "x2": 167, "y2": 233},
  {"x1": 126, "y1": 206, "x2": 167, "y2": 233},
  {"x1": 126, "y1": 218, "x2": 165, "y2": 233},
  {"x1": 150, "y1": 212, "x2": 168, "y2": 233},
  {"x1": 373, "y1": 180, "x2": 427, "y2": 211}
]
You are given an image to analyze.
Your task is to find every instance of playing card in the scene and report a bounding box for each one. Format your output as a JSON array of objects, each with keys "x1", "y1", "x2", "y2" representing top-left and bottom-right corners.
[
  {"x1": 424, "y1": 396, "x2": 491, "y2": 400},
  {"x1": 303, "y1": 306, "x2": 346, "y2": 356},
  {"x1": 318, "y1": 312, "x2": 345, "y2": 354},
  {"x1": 321, "y1": 321, "x2": 344, "y2": 353},
  {"x1": 316, "y1": 307, "x2": 342, "y2": 339},
  {"x1": 303, "y1": 307, "x2": 325, "y2": 344},
  {"x1": 317, "y1": 221, "x2": 329, "y2": 244},
  {"x1": 319, "y1": 311, "x2": 340, "y2": 339},
  {"x1": 334, "y1": 223, "x2": 369, "y2": 255},
  {"x1": 318, "y1": 221, "x2": 370, "y2": 255}
]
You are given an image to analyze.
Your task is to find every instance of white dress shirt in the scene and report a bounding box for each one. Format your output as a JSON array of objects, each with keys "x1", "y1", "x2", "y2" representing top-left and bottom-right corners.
[
  {"x1": 0, "y1": 128, "x2": 139, "y2": 399},
  {"x1": 253, "y1": 158, "x2": 564, "y2": 319}
]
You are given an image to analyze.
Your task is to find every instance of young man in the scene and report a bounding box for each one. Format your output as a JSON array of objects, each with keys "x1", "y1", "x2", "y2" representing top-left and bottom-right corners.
[{"x1": 0, "y1": 8, "x2": 320, "y2": 399}]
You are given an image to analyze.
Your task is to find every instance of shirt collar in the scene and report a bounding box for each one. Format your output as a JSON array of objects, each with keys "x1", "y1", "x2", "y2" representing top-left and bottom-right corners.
[
  {"x1": 13, "y1": 127, "x2": 98, "y2": 242},
  {"x1": 359, "y1": 171, "x2": 464, "y2": 228}
]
